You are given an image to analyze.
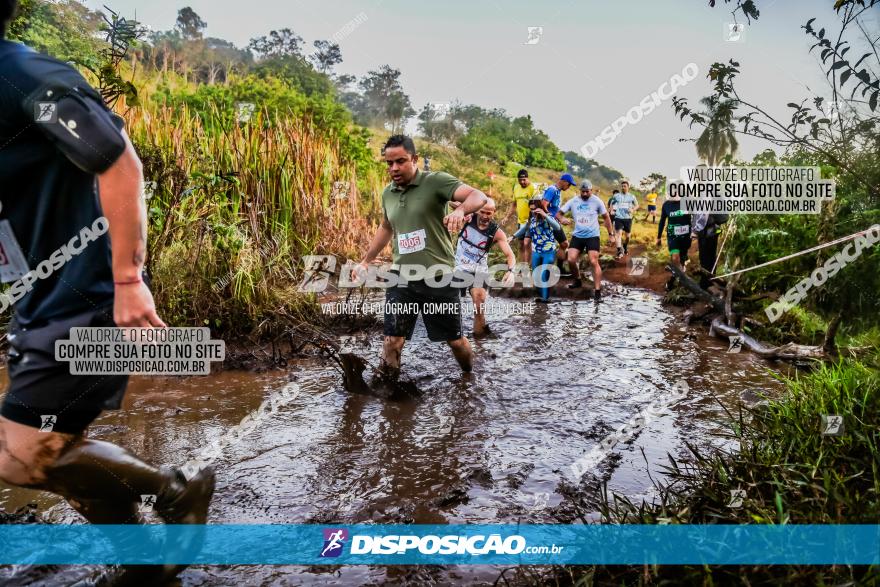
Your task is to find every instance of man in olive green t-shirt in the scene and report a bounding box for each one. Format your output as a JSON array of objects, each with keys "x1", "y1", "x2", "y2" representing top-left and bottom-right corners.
[{"x1": 355, "y1": 135, "x2": 488, "y2": 380}]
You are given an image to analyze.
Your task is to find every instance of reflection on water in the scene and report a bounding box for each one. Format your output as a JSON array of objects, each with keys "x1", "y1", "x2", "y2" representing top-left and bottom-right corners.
[{"x1": 0, "y1": 288, "x2": 785, "y2": 585}]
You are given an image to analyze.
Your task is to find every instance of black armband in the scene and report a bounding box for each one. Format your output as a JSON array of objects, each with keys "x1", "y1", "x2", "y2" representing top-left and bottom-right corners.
[{"x1": 24, "y1": 82, "x2": 126, "y2": 174}]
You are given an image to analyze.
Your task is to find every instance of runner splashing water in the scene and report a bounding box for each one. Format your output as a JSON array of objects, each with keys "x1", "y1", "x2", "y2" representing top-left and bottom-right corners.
[{"x1": 353, "y1": 135, "x2": 488, "y2": 392}]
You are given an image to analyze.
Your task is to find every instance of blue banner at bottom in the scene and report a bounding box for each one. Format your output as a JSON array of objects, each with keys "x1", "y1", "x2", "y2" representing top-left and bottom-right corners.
[{"x1": 0, "y1": 525, "x2": 878, "y2": 565}]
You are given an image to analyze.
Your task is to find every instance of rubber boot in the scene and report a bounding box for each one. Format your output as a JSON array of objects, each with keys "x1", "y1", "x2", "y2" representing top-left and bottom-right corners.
[
  {"x1": 42, "y1": 439, "x2": 214, "y2": 524},
  {"x1": 38, "y1": 439, "x2": 215, "y2": 583}
]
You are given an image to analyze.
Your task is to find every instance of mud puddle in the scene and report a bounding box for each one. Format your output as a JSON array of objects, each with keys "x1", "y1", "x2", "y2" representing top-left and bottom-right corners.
[{"x1": 0, "y1": 286, "x2": 786, "y2": 586}]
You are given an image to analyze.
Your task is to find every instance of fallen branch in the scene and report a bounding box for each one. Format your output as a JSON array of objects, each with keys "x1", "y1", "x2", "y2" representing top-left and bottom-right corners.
[
  {"x1": 683, "y1": 304, "x2": 714, "y2": 325},
  {"x1": 667, "y1": 264, "x2": 725, "y2": 313},
  {"x1": 709, "y1": 317, "x2": 834, "y2": 361},
  {"x1": 724, "y1": 273, "x2": 740, "y2": 327},
  {"x1": 823, "y1": 313, "x2": 843, "y2": 355}
]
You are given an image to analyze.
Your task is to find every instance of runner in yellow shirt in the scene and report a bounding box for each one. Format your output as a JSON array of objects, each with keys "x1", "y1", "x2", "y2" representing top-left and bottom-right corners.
[
  {"x1": 644, "y1": 191, "x2": 659, "y2": 223},
  {"x1": 512, "y1": 169, "x2": 537, "y2": 262}
]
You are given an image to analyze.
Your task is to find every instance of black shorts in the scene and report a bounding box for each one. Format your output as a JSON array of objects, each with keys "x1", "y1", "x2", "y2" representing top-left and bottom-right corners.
[
  {"x1": 647, "y1": 205, "x2": 657, "y2": 212},
  {"x1": 383, "y1": 279, "x2": 463, "y2": 342},
  {"x1": 614, "y1": 218, "x2": 633, "y2": 233},
  {"x1": 455, "y1": 269, "x2": 490, "y2": 296},
  {"x1": 667, "y1": 235, "x2": 691, "y2": 259},
  {"x1": 1, "y1": 305, "x2": 129, "y2": 434},
  {"x1": 569, "y1": 236, "x2": 600, "y2": 252}
]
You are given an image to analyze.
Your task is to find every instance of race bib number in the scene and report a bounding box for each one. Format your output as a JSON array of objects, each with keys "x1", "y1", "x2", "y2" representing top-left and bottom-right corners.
[
  {"x1": 0, "y1": 220, "x2": 30, "y2": 283},
  {"x1": 673, "y1": 224, "x2": 690, "y2": 236},
  {"x1": 398, "y1": 229, "x2": 427, "y2": 254},
  {"x1": 617, "y1": 203, "x2": 631, "y2": 211},
  {"x1": 576, "y1": 215, "x2": 592, "y2": 227}
]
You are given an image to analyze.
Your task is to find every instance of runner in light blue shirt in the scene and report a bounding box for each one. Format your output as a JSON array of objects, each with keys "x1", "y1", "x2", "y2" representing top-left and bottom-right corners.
[
  {"x1": 559, "y1": 180, "x2": 615, "y2": 299},
  {"x1": 613, "y1": 179, "x2": 639, "y2": 258}
]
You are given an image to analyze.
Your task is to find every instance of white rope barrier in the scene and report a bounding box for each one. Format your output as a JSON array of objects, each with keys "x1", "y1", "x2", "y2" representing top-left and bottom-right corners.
[{"x1": 716, "y1": 225, "x2": 878, "y2": 279}]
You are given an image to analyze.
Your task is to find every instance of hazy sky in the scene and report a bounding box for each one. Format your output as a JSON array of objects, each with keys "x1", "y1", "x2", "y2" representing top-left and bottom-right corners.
[{"x1": 84, "y1": 0, "x2": 871, "y2": 181}]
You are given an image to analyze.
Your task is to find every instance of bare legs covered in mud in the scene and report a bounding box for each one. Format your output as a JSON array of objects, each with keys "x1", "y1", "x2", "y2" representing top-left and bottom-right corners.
[
  {"x1": 616, "y1": 228, "x2": 630, "y2": 256},
  {"x1": 470, "y1": 287, "x2": 489, "y2": 336},
  {"x1": 339, "y1": 335, "x2": 474, "y2": 399},
  {"x1": 0, "y1": 416, "x2": 215, "y2": 585},
  {"x1": 382, "y1": 335, "x2": 473, "y2": 375},
  {"x1": 521, "y1": 237, "x2": 531, "y2": 263},
  {"x1": 567, "y1": 249, "x2": 603, "y2": 293}
]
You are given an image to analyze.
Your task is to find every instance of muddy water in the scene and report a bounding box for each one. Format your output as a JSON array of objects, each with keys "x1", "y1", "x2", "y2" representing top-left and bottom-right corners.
[{"x1": 0, "y1": 287, "x2": 786, "y2": 586}]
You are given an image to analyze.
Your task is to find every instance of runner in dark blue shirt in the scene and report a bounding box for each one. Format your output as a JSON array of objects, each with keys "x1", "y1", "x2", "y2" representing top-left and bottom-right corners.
[{"x1": 0, "y1": 3, "x2": 214, "y2": 583}]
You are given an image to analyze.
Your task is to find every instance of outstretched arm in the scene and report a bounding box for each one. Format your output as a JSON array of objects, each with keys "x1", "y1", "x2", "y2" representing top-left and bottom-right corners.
[
  {"x1": 495, "y1": 229, "x2": 517, "y2": 269},
  {"x1": 603, "y1": 212, "x2": 615, "y2": 242},
  {"x1": 445, "y1": 184, "x2": 488, "y2": 232},
  {"x1": 495, "y1": 229, "x2": 517, "y2": 286}
]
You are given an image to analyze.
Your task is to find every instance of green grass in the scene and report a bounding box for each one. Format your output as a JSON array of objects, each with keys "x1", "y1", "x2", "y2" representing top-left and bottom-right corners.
[{"x1": 557, "y1": 359, "x2": 880, "y2": 585}]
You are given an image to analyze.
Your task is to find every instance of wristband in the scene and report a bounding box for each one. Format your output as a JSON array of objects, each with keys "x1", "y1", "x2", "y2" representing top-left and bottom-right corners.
[{"x1": 114, "y1": 276, "x2": 142, "y2": 286}]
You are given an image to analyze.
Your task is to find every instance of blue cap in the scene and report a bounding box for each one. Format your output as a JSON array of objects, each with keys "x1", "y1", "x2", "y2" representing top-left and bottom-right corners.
[{"x1": 560, "y1": 173, "x2": 576, "y2": 185}]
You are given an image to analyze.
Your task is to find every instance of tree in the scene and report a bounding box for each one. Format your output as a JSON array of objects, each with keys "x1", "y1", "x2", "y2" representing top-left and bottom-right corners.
[
  {"x1": 335, "y1": 73, "x2": 356, "y2": 91},
  {"x1": 8, "y1": 0, "x2": 105, "y2": 65},
  {"x1": 248, "y1": 28, "x2": 304, "y2": 59},
  {"x1": 358, "y1": 65, "x2": 414, "y2": 132},
  {"x1": 689, "y1": 0, "x2": 880, "y2": 322},
  {"x1": 446, "y1": 106, "x2": 566, "y2": 170},
  {"x1": 417, "y1": 102, "x2": 464, "y2": 145},
  {"x1": 564, "y1": 151, "x2": 624, "y2": 185},
  {"x1": 198, "y1": 37, "x2": 252, "y2": 84},
  {"x1": 175, "y1": 7, "x2": 206, "y2": 41},
  {"x1": 694, "y1": 96, "x2": 739, "y2": 166},
  {"x1": 310, "y1": 40, "x2": 342, "y2": 73},
  {"x1": 680, "y1": 0, "x2": 880, "y2": 179},
  {"x1": 641, "y1": 172, "x2": 667, "y2": 194}
]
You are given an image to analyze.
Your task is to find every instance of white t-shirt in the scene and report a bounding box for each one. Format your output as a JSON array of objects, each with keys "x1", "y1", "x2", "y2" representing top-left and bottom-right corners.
[{"x1": 561, "y1": 195, "x2": 607, "y2": 238}]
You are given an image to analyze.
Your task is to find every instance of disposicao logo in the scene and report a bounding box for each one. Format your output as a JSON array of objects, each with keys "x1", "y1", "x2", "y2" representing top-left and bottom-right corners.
[
  {"x1": 319, "y1": 528, "x2": 348, "y2": 558},
  {"x1": 349, "y1": 534, "x2": 527, "y2": 555}
]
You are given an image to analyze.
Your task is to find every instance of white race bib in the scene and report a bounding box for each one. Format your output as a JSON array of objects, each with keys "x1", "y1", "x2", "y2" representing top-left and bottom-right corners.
[
  {"x1": 397, "y1": 229, "x2": 427, "y2": 254},
  {"x1": 673, "y1": 224, "x2": 690, "y2": 236},
  {"x1": 0, "y1": 220, "x2": 30, "y2": 283},
  {"x1": 576, "y1": 215, "x2": 593, "y2": 227}
]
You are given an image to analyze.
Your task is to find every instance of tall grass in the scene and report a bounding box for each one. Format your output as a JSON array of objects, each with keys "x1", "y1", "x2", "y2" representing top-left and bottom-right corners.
[
  {"x1": 124, "y1": 100, "x2": 385, "y2": 337},
  {"x1": 568, "y1": 360, "x2": 880, "y2": 585}
]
